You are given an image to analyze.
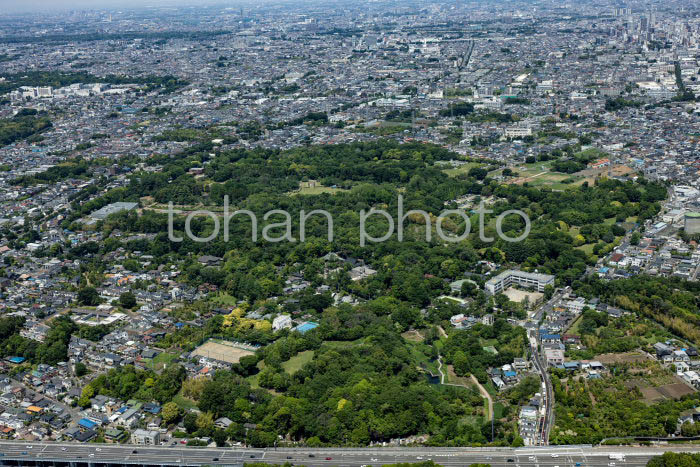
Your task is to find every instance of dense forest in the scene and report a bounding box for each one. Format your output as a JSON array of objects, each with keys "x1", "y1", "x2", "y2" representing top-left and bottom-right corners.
[
  {"x1": 0, "y1": 108, "x2": 52, "y2": 147},
  {"x1": 64, "y1": 139, "x2": 665, "y2": 311}
]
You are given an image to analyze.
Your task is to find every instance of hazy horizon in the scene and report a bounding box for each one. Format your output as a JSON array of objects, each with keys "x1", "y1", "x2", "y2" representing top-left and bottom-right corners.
[{"x1": 0, "y1": 0, "x2": 254, "y2": 14}]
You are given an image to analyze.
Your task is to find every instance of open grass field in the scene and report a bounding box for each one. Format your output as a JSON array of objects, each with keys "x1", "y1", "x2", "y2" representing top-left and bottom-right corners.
[
  {"x1": 405, "y1": 340, "x2": 440, "y2": 375},
  {"x1": 290, "y1": 180, "x2": 348, "y2": 196},
  {"x1": 293, "y1": 186, "x2": 347, "y2": 195},
  {"x1": 143, "y1": 352, "x2": 179, "y2": 371},
  {"x1": 446, "y1": 364, "x2": 475, "y2": 388},
  {"x1": 192, "y1": 339, "x2": 255, "y2": 364},
  {"x1": 281, "y1": 350, "x2": 315, "y2": 374},
  {"x1": 502, "y1": 160, "x2": 587, "y2": 190},
  {"x1": 575, "y1": 243, "x2": 597, "y2": 255},
  {"x1": 210, "y1": 292, "x2": 237, "y2": 307},
  {"x1": 442, "y1": 162, "x2": 484, "y2": 177},
  {"x1": 493, "y1": 402, "x2": 505, "y2": 420},
  {"x1": 401, "y1": 330, "x2": 425, "y2": 343},
  {"x1": 172, "y1": 391, "x2": 198, "y2": 411}
]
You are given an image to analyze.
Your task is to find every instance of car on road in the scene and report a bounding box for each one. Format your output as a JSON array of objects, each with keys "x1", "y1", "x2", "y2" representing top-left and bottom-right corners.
[
  {"x1": 26, "y1": 445, "x2": 32, "y2": 449},
  {"x1": 551, "y1": 454, "x2": 559, "y2": 458},
  {"x1": 96, "y1": 448, "x2": 102, "y2": 452},
  {"x1": 89, "y1": 454, "x2": 95, "y2": 457},
  {"x1": 507, "y1": 459, "x2": 515, "y2": 463},
  {"x1": 61, "y1": 447, "x2": 67, "y2": 451},
  {"x1": 371, "y1": 458, "x2": 378, "y2": 462},
  {"x1": 132, "y1": 450, "x2": 138, "y2": 454},
  {"x1": 325, "y1": 457, "x2": 333, "y2": 460},
  {"x1": 287, "y1": 456, "x2": 293, "y2": 459},
  {"x1": 212, "y1": 458, "x2": 219, "y2": 461},
  {"x1": 416, "y1": 456, "x2": 423, "y2": 460},
  {"x1": 21, "y1": 452, "x2": 27, "y2": 455},
  {"x1": 308, "y1": 454, "x2": 316, "y2": 458}
]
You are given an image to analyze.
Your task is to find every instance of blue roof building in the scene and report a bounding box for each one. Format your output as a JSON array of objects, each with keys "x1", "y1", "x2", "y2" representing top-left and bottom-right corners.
[{"x1": 78, "y1": 418, "x2": 97, "y2": 430}]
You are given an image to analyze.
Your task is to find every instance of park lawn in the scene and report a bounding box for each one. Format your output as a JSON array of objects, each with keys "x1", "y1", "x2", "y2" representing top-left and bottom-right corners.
[
  {"x1": 567, "y1": 314, "x2": 584, "y2": 335},
  {"x1": 520, "y1": 172, "x2": 585, "y2": 190},
  {"x1": 480, "y1": 338, "x2": 498, "y2": 348},
  {"x1": 281, "y1": 350, "x2": 315, "y2": 374},
  {"x1": 401, "y1": 330, "x2": 425, "y2": 343},
  {"x1": 247, "y1": 373, "x2": 260, "y2": 389},
  {"x1": 292, "y1": 185, "x2": 348, "y2": 196},
  {"x1": 442, "y1": 162, "x2": 484, "y2": 177},
  {"x1": 515, "y1": 160, "x2": 555, "y2": 175},
  {"x1": 247, "y1": 360, "x2": 267, "y2": 388},
  {"x1": 210, "y1": 292, "x2": 237, "y2": 306},
  {"x1": 172, "y1": 391, "x2": 197, "y2": 411},
  {"x1": 144, "y1": 352, "x2": 178, "y2": 371},
  {"x1": 575, "y1": 243, "x2": 597, "y2": 255},
  {"x1": 405, "y1": 340, "x2": 440, "y2": 375},
  {"x1": 493, "y1": 402, "x2": 505, "y2": 420}
]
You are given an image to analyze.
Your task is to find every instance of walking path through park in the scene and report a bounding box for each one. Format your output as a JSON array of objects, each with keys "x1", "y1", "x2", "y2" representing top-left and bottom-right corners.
[
  {"x1": 436, "y1": 355, "x2": 493, "y2": 421},
  {"x1": 434, "y1": 326, "x2": 493, "y2": 421},
  {"x1": 470, "y1": 374, "x2": 494, "y2": 422}
]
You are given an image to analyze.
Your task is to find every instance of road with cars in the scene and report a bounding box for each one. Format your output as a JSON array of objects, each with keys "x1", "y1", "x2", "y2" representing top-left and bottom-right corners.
[{"x1": 0, "y1": 441, "x2": 698, "y2": 466}]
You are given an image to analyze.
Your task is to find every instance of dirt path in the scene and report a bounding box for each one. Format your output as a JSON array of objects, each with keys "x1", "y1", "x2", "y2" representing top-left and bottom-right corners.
[
  {"x1": 436, "y1": 355, "x2": 493, "y2": 422},
  {"x1": 470, "y1": 374, "x2": 494, "y2": 422}
]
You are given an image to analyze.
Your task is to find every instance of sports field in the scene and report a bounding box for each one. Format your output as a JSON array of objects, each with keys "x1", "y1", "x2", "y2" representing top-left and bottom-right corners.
[{"x1": 192, "y1": 339, "x2": 255, "y2": 363}]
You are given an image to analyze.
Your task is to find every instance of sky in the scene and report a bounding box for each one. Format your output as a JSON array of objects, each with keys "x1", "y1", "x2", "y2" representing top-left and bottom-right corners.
[{"x1": 0, "y1": 0, "x2": 226, "y2": 14}]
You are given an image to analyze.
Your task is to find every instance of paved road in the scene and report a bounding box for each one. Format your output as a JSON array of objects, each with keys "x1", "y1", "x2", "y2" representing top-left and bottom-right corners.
[{"x1": 0, "y1": 441, "x2": 698, "y2": 467}]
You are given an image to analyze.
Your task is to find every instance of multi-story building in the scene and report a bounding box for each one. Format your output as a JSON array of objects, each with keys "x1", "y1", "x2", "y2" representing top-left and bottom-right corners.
[
  {"x1": 485, "y1": 270, "x2": 555, "y2": 295},
  {"x1": 131, "y1": 429, "x2": 160, "y2": 445}
]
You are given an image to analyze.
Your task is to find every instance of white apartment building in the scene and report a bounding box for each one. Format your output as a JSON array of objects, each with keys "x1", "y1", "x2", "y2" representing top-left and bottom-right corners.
[{"x1": 485, "y1": 270, "x2": 555, "y2": 295}]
